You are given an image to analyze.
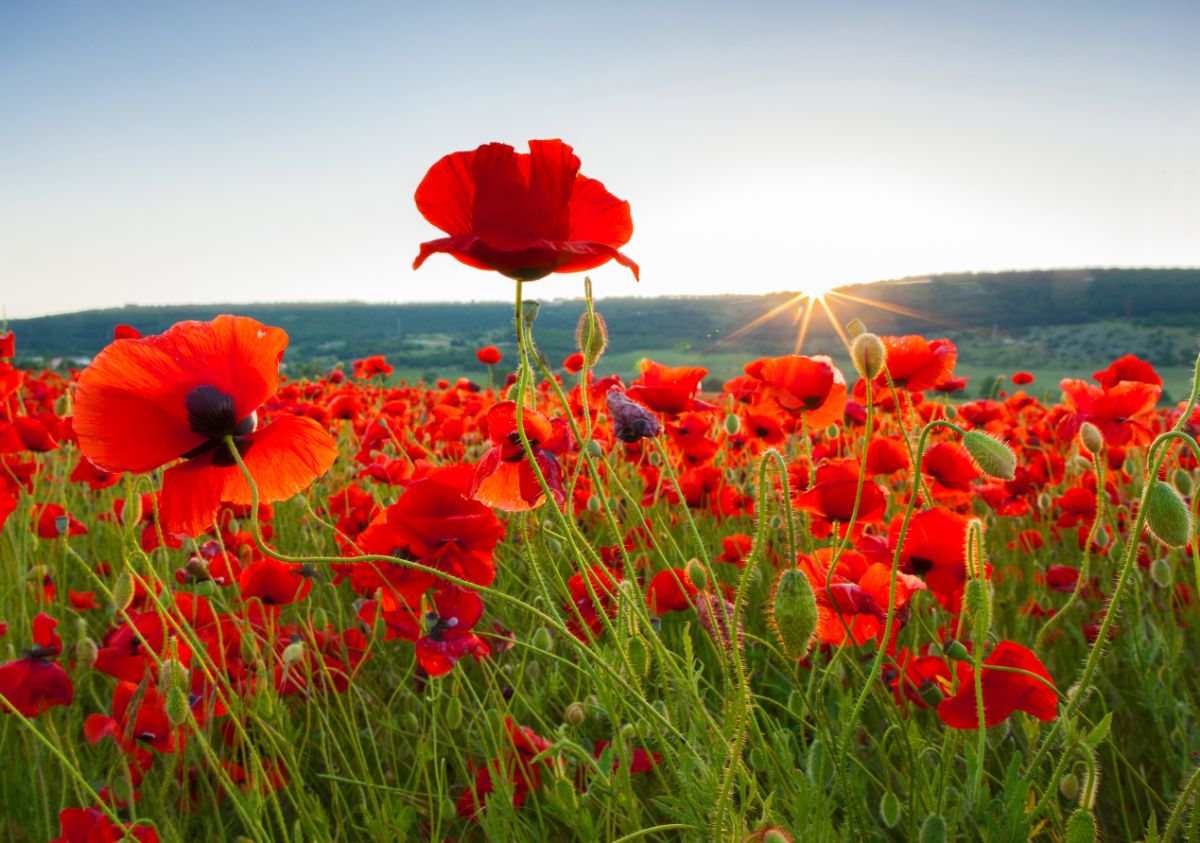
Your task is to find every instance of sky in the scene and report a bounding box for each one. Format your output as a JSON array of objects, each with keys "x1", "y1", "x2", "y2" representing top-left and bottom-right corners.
[{"x1": 1, "y1": 0, "x2": 1198, "y2": 319}]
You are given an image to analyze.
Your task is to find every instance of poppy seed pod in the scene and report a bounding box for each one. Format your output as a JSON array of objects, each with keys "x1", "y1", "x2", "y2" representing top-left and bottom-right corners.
[
  {"x1": 1079, "y1": 422, "x2": 1104, "y2": 454},
  {"x1": 962, "y1": 431, "x2": 1017, "y2": 480},
  {"x1": 767, "y1": 569, "x2": 818, "y2": 660},
  {"x1": 606, "y1": 389, "x2": 662, "y2": 443},
  {"x1": 850, "y1": 333, "x2": 887, "y2": 381},
  {"x1": 942, "y1": 640, "x2": 971, "y2": 662},
  {"x1": 1145, "y1": 480, "x2": 1193, "y2": 547},
  {"x1": 575, "y1": 310, "x2": 609, "y2": 367}
]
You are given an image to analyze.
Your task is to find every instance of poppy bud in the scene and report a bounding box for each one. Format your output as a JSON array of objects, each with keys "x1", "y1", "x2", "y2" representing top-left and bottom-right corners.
[
  {"x1": 552, "y1": 776, "x2": 579, "y2": 813},
  {"x1": 1079, "y1": 422, "x2": 1104, "y2": 454},
  {"x1": 846, "y1": 318, "x2": 867, "y2": 339},
  {"x1": 824, "y1": 425, "x2": 839, "y2": 440},
  {"x1": 942, "y1": 640, "x2": 971, "y2": 662},
  {"x1": 626, "y1": 635, "x2": 651, "y2": 678},
  {"x1": 606, "y1": 390, "x2": 662, "y2": 443},
  {"x1": 850, "y1": 333, "x2": 887, "y2": 381},
  {"x1": 943, "y1": 404, "x2": 958, "y2": 420},
  {"x1": 76, "y1": 637, "x2": 98, "y2": 671},
  {"x1": 282, "y1": 641, "x2": 306, "y2": 665},
  {"x1": 1064, "y1": 808, "x2": 1097, "y2": 843},
  {"x1": 685, "y1": 558, "x2": 707, "y2": 591},
  {"x1": 918, "y1": 814, "x2": 947, "y2": 843},
  {"x1": 532, "y1": 627, "x2": 554, "y2": 653},
  {"x1": 879, "y1": 791, "x2": 901, "y2": 828},
  {"x1": 962, "y1": 431, "x2": 1017, "y2": 480},
  {"x1": 586, "y1": 439, "x2": 603, "y2": 457},
  {"x1": 761, "y1": 831, "x2": 793, "y2": 843},
  {"x1": 444, "y1": 696, "x2": 463, "y2": 730},
  {"x1": 575, "y1": 310, "x2": 609, "y2": 367},
  {"x1": 1150, "y1": 558, "x2": 1173, "y2": 588},
  {"x1": 54, "y1": 392, "x2": 72, "y2": 417},
  {"x1": 165, "y1": 685, "x2": 189, "y2": 727},
  {"x1": 312, "y1": 608, "x2": 328, "y2": 630},
  {"x1": 111, "y1": 571, "x2": 135, "y2": 613},
  {"x1": 158, "y1": 657, "x2": 189, "y2": 694},
  {"x1": 1174, "y1": 468, "x2": 1193, "y2": 497},
  {"x1": 767, "y1": 569, "x2": 818, "y2": 660},
  {"x1": 546, "y1": 537, "x2": 563, "y2": 556},
  {"x1": 1145, "y1": 480, "x2": 1193, "y2": 547},
  {"x1": 964, "y1": 579, "x2": 991, "y2": 642},
  {"x1": 520, "y1": 299, "x2": 541, "y2": 328},
  {"x1": 1059, "y1": 771, "x2": 1080, "y2": 801},
  {"x1": 564, "y1": 701, "x2": 587, "y2": 727},
  {"x1": 587, "y1": 495, "x2": 601, "y2": 513},
  {"x1": 724, "y1": 413, "x2": 741, "y2": 435},
  {"x1": 124, "y1": 494, "x2": 143, "y2": 528}
]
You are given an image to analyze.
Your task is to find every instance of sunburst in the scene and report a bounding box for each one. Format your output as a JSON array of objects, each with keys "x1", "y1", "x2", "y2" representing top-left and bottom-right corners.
[{"x1": 717, "y1": 280, "x2": 961, "y2": 355}]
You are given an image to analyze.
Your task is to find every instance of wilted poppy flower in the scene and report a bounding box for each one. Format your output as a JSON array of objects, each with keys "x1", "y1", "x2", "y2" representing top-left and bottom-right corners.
[
  {"x1": 476, "y1": 346, "x2": 502, "y2": 365},
  {"x1": 471, "y1": 401, "x2": 568, "y2": 512},
  {"x1": 938, "y1": 640, "x2": 1058, "y2": 729},
  {"x1": 0, "y1": 613, "x2": 74, "y2": 717},
  {"x1": 414, "y1": 139, "x2": 638, "y2": 282},
  {"x1": 607, "y1": 388, "x2": 662, "y2": 443},
  {"x1": 73, "y1": 316, "x2": 339, "y2": 536}
]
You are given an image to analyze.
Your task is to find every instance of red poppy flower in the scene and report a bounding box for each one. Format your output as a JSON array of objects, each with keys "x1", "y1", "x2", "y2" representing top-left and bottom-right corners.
[
  {"x1": 626, "y1": 360, "x2": 713, "y2": 415},
  {"x1": 353, "y1": 355, "x2": 393, "y2": 379},
  {"x1": 476, "y1": 345, "x2": 503, "y2": 365},
  {"x1": 84, "y1": 680, "x2": 181, "y2": 754},
  {"x1": 645, "y1": 568, "x2": 698, "y2": 614},
  {"x1": 1056, "y1": 378, "x2": 1160, "y2": 447},
  {"x1": 414, "y1": 139, "x2": 637, "y2": 282},
  {"x1": 0, "y1": 614, "x2": 74, "y2": 718},
  {"x1": 470, "y1": 401, "x2": 568, "y2": 512},
  {"x1": 388, "y1": 469, "x2": 506, "y2": 586},
  {"x1": 866, "y1": 437, "x2": 910, "y2": 475},
  {"x1": 562, "y1": 352, "x2": 585, "y2": 374},
  {"x1": 238, "y1": 557, "x2": 313, "y2": 607},
  {"x1": 0, "y1": 331, "x2": 12, "y2": 357},
  {"x1": 876, "y1": 336, "x2": 958, "y2": 392},
  {"x1": 0, "y1": 415, "x2": 59, "y2": 453},
  {"x1": 890, "y1": 507, "x2": 978, "y2": 608},
  {"x1": 1092, "y1": 354, "x2": 1161, "y2": 389},
  {"x1": 937, "y1": 640, "x2": 1058, "y2": 729},
  {"x1": 414, "y1": 586, "x2": 491, "y2": 676},
  {"x1": 743, "y1": 354, "x2": 847, "y2": 428},
  {"x1": 1011, "y1": 371, "x2": 1034, "y2": 385},
  {"x1": 73, "y1": 316, "x2": 338, "y2": 537},
  {"x1": 51, "y1": 808, "x2": 160, "y2": 843},
  {"x1": 792, "y1": 459, "x2": 887, "y2": 538},
  {"x1": 797, "y1": 550, "x2": 925, "y2": 646},
  {"x1": 113, "y1": 324, "x2": 143, "y2": 340}
]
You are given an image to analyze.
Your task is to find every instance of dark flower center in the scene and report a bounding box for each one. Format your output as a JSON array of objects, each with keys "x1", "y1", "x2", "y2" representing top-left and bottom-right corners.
[{"x1": 182, "y1": 386, "x2": 257, "y2": 465}]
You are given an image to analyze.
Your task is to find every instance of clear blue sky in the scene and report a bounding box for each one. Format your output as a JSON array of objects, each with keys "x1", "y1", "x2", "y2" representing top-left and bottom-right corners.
[{"x1": 2, "y1": 1, "x2": 1197, "y2": 318}]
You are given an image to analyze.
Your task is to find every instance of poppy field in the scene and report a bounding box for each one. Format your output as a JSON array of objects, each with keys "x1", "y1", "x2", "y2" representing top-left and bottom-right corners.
[{"x1": 2, "y1": 141, "x2": 1200, "y2": 843}]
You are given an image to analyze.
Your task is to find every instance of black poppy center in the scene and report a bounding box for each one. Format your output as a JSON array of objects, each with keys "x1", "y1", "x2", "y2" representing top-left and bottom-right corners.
[{"x1": 182, "y1": 386, "x2": 257, "y2": 465}]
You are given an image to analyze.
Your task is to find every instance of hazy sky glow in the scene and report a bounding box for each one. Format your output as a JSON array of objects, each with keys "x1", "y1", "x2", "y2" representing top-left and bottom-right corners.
[{"x1": 2, "y1": 1, "x2": 1198, "y2": 318}]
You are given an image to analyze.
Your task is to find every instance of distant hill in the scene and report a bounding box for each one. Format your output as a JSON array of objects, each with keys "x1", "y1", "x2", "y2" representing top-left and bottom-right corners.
[{"x1": 8, "y1": 268, "x2": 1200, "y2": 393}]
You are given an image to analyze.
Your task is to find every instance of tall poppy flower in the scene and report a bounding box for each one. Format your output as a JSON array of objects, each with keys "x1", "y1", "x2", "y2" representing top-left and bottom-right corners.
[
  {"x1": 743, "y1": 354, "x2": 847, "y2": 428},
  {"x1": 626, "y1": 360, "x2": 714, "y2": 415},
  {"x1": 414, "y1": 139, "x2": 638, "y2": 281},
  {"x1": 73, "y1": 316, "x2": 339, "y2": 536}
]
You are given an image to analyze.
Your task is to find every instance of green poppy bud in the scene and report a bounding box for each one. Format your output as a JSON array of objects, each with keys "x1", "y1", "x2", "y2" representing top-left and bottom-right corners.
[
  {"x1": 444, "y1": 696, "x2": 463, "y2": 730},
  {"x1": 962, "y1": 431, "x2": 1017, "y2": 480},
  {"x1": 850, "y1": 333, "x2": 887, "y2": 381},
  {"x1": 1145, "y1": 480, "x2": 1193, "y2": 547},
  {"x1": 1173, "y1": 468, "x2": 1193, "y2": 497},
  {"x1": 686, "y1": 559, "x2": 708, "y2": 591},
  {"x1": 111, "y1": 571, "x2": 135, "y2": 614},
  {"x1": 165, "y1": 686, "x2": 190, "y2": 727},
  {"x1": 879, "y1": 791, "x2": 901, "y2": 828},
  {"x1": 1079, "y1": 422, "x2": 1104, "y2": 454},
  {"x1": 724, "y1": 413, "x2": 741, "y2": 436},
  {"x1": 1059, "y1": 771, "x2": 1080, "y2": 801},
  {"x1": 768, "y1": 569, "x2": 818, "y2": 660},
  {"x1": 1150, "y1": 557, "x2": 1173, "y2": 588},
  {"x1": 918, "y1": 814, "x2": 947, "y2": 843},
  {"x1": 1064, "y1": 808, "x2": 1097, "y2": 843},
  {"x1": 532, "y1": 626, "x2": 554, "y2": 653},
  {"x1": 564, "y1": 701, "x2": 587, "y2": 727},
  {"x1": 575, "y1": 310, "x2": 609, "y2": 367}
]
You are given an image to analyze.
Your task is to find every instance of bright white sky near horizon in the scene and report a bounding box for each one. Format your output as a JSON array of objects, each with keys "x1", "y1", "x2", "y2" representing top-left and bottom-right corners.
[{"x1": 2, "y1": 1, "x2": 1198, "y2": 319}]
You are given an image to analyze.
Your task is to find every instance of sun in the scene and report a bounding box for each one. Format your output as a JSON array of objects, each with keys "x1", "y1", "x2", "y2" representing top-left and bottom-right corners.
[{"x1": 799, "y1": 277, "x2": 839, "y2": 300}]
